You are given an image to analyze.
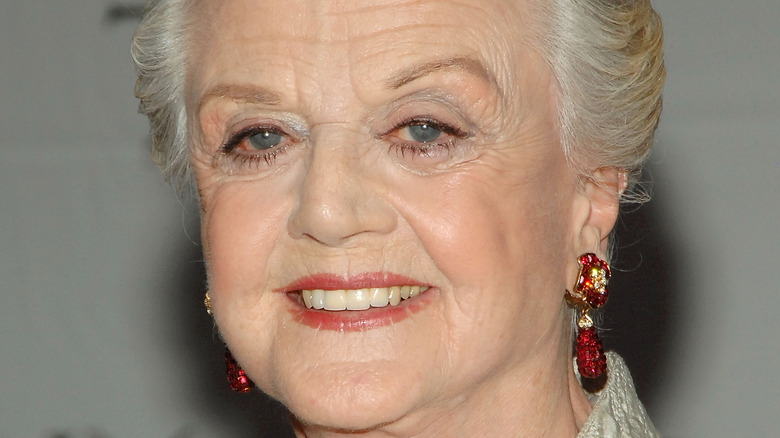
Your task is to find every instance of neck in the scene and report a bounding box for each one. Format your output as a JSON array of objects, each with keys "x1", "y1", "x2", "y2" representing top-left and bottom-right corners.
[{"x1": 293, "y1": 339, "x2": 592, "y2": 438}]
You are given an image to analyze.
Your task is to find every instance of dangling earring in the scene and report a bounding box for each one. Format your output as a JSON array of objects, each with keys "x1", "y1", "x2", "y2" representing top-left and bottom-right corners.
[
  {"x1": 204, "y1": 291, "x2": 254, "y2": 393},
  {"x1": 565, "y1": 253, "x2": 610, "y2": 380},
  {"x1": 225, "y1": 349, "x2": 253, "y2": 393}
]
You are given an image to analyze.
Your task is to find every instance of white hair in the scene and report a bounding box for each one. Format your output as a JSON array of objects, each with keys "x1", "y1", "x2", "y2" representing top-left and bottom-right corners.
[
  {"x1": 132, "y1": 0, "x2": 665, "y2": 201},
  {"x1": 132, "y1": 0, "x2": 193, "y2": 185},
  {"x1": 531, "y1": 0, "x2": 665, "y2": 202}
]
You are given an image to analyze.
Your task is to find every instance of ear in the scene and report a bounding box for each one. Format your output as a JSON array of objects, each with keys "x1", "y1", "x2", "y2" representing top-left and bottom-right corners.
[{"x1": 571, "y1": 168, "x2": 627, "y2": 258}]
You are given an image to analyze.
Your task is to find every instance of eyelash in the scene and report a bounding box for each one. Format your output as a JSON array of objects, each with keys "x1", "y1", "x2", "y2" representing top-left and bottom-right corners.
[
  {"x1": 219, "y1": 125, "x2": 291, "y2": 168},
  {"x1": 216, "y1": 117, "x2": 469, "y2": 170},
  {"x1": 383, "y1": 117, "x2": 469, "y2": 159}
]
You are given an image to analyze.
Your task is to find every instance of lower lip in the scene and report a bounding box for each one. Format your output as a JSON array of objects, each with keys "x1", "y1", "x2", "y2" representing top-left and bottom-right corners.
[{"x1": 286, "y1": 289, "x2": 434, "y2": 332}]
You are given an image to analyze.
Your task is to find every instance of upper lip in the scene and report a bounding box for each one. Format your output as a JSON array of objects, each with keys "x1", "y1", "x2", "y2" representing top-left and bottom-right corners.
[{"x1": 278, "y1": 272, "x2": 428, "y2": 292}]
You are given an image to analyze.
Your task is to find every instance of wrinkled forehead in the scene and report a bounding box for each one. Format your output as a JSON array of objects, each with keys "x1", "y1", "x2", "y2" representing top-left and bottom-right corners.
[
  {"x1": 189, "y1": 0, "x2": 533, "y2": 41},
  {"x1": 186, "y1": 0, "x2": 541, "y2": 94}
]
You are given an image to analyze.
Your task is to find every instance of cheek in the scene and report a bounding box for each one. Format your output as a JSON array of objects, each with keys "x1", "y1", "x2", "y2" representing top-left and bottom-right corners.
[
  {"x1": 200, "y1": 180, "x2": 295, "y2": 317},
  {"x1": 387, "y1": 150, "x2": 576, "y2": 360},
  {"x1": 400, "y1": 168, "x2": 572, "y2": 289},
  {"x1": 205, "y1": 186, "x2": 272, "y2": 288},
  {"x1": 199, "y1": 180, "x2": 298, "y2": 385}
]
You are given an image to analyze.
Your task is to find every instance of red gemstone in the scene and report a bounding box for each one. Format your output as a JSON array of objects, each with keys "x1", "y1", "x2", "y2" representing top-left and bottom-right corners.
[
  {"x1": 576, "y1": 253, "x2": 611, "y2": 309},
  {"x1": 576, "y1": 326, "x2": 607, "y2": 379},
  {"x1": 225, "y1": 350, "x2": 253, "y2": 393}
]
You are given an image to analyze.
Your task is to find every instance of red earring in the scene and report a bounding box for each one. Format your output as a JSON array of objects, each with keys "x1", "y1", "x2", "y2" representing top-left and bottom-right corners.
[
  {"x1": 204, "y1": 292, "x2": 254, "y2": 393},
  {"x1": 225, "y1": 348, "x2": 253, "y2": 393},
  {"x1": 565, "y1": 253, "x2": 610, "y2": 380}
]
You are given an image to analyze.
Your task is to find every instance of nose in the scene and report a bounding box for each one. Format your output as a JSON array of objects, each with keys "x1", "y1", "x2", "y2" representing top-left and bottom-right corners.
[{"x1": 287, "y1": 127, "x2": 397, "y2": 247}]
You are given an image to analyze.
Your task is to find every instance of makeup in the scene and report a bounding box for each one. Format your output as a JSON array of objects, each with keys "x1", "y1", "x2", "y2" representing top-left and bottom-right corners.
[{"x1": 280, "y1": 272, "x2": 434, "y2": 331}]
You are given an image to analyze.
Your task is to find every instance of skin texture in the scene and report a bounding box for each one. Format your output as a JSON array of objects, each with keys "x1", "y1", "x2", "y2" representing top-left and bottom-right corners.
[{"x1": 187, "y1": 0, "x2": 623, "y2": 436}]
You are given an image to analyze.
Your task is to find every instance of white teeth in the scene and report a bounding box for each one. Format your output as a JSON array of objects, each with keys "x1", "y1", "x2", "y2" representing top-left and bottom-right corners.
[
  {"x1": 302, "y1": 290, "x2": 313, "y2": 308},
  {"x1": 323, "y1": 289, "x2": 347, "y2": 310},
  {"x1": 388, "y1": 286, "x2": 401, "y2": 306},
  {"x1": 369, "y1": 287, "x2": 389, "y2": 307},
  {"x1": 311, "y1": 289, "x2": 325, "y2": 310},
  {"x1": 346, "y1": 289, "x2": 370, "y2": 310},
  {"x1": 300, "y1": 286, "x2": 430, "y2": 311}
]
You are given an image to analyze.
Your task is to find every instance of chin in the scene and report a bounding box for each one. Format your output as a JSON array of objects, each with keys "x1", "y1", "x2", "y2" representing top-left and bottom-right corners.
[{"x1": 277, "y1": 363, "x2": 422, "y2": 432}]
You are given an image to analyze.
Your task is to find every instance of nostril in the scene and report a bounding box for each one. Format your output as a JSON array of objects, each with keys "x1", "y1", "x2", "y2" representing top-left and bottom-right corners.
[
  {"x1": 285, "y1": 136, "x2": 398, "y2": 245},
  {"x1": 287, "y1": 183, "x2": 397, "y2": 247}
]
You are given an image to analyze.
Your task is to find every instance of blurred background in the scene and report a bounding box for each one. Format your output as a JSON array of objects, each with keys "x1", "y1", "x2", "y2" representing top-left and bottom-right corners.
[{"x1": 1, "y1": 1, "x2": 778, "y2": 437}]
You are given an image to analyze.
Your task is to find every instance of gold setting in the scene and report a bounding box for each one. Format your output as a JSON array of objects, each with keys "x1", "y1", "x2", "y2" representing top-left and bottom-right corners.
[
  {"x1": 588, "y1": 267, "x2": 608, "y2": 294},
  {"x1": 577, "y1": 313, "x2": 594, "y2": 329},
  {"x1": 204, "y1": 292, "x2": 213, "y2": 315}
]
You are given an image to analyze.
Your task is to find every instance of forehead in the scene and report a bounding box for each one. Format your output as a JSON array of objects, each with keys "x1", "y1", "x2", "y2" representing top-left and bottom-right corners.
[
  {"x1": 187, "y1": 0, "x2": 538, "y2": 98},
  {"x1": 190, "y1": 0, "x2": 530, "y2": 42}
]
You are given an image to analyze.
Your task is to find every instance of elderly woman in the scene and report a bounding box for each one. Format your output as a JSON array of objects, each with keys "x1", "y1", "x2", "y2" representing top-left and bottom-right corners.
[{"x1": 133, "y1": 0, "x2": 664, "y2": 436}]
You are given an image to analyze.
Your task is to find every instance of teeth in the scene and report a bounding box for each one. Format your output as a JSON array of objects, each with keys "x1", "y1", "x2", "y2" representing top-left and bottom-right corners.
[
  {"x1": 302, "y1": 290, "x2": 313, "y2": 308},
  {"x1": 346, "y1": 289, "x2": 370, "y2": 310},
  {"x1": 388, "y1": 286, "x2": 401, "y2": 306},
  {"x1": 369, "y1": 287, "x2": 389, "y2": 307},
  {"x1": 311, "y1": 289, "x2": 325, "y2": 309},
  {"x1": 323, "y1": 289, "x2": 347, "y2": 311},
  {"x1": 300, "y1": 286, "x2": 429, "y2": 311}
]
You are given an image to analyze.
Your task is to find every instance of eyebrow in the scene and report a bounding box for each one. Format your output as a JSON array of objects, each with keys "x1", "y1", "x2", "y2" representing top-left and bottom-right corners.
[
  {"x1": 198, "y1": 84, "x2": 281, "y2": 113},
  {"x1": 198, "y1": 57, "x2": 498, "y2": 112},
  {"x1": 385, "y1": 56, "x2": 500, "y2": 93}
]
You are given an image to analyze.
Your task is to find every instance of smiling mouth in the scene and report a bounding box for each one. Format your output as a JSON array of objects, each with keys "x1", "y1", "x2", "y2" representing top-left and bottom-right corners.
[{"x1": 298, "y1": 286, "x2": 430, "y2": 311}]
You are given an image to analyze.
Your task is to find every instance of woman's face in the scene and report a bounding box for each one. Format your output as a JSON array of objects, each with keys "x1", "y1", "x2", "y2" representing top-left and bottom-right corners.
[{"x1": 189, "y1": 0, "x2": 602, "y2": 432}]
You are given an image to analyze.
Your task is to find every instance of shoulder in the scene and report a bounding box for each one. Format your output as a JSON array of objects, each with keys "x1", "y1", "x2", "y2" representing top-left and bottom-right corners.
[{"x1": 577, "y1": 353, "x2": 660, "y2": 438}]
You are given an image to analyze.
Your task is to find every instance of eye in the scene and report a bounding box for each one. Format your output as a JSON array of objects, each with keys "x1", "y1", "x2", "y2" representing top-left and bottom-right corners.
[
  {"x1": 218, "y1": 124, "x2": 298, "y2": 169},
  {"x1": 385, "y1": 118, "x2": 468, "y2": 149},
  {"x1": 403, "y1": 123, "x2": 443, "y2": 143},
  {"x1": 381, "y1": 117, "x2": 471, "y2": 165},
  {"x1": 248, "y1": 130, "x2": 283, "y2": 150},
  {"x1": 223, "y1": 126, "x2": 288, "y2": 153}
]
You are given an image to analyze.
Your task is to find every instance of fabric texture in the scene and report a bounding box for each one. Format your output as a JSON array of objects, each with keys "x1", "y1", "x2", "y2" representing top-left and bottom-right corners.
[{"x1": 577, "y1": 353, "x2": 660, "y2": 438}]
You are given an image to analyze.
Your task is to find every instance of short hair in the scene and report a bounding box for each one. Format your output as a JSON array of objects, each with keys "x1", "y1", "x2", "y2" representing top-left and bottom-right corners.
[
  {"x1": 132, "y1": 0, "x2": 665, "y2": 201},
  {"x1": 132, "y1": 0, "x2": 192, "y2": 185}
]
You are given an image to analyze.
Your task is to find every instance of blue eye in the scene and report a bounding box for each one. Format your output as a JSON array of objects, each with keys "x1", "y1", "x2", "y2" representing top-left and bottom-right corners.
[
  {"x1": 248, "y1": 130, "x2": 283, "y2": 150},
  {"x1": 406, "y1": 123, "x2": 442, "y2": 143}
]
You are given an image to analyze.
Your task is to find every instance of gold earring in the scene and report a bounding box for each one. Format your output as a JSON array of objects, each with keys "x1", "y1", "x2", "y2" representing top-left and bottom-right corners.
[{"x1": 204, "y1": 291, "x2": 213, "y2": 315}]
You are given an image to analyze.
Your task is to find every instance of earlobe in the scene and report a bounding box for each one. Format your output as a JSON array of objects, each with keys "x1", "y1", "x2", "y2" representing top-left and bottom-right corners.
[{"x1": 576, "y1": 167, "x2": 627, "y2": 256}]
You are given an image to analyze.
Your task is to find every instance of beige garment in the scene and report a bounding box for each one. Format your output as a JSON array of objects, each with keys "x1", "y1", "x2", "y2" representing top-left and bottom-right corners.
[{"x1": 577, "y1": 353, "x2": 660, "y2": 437}]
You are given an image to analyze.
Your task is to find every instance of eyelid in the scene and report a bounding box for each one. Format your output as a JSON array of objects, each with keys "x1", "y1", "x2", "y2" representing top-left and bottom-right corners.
[
  {"x1": 380, "y1": 116, "x2": 470, "y2": 141},
  {"x1": 222, "y1": 125, "x2": 285, "y2": 152},
  {"x1": 377, "y1": 88, "x2": 479, "y2": 129},
  {"x1": 211, "y1": 118, "x2": 309, "y2": 171},
  {"x1": 220, "y1": 116, "x2": 309, "y2": 151},
  {"x1": 377, "y1": 116, "x2": 474, "y2": 170}
]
